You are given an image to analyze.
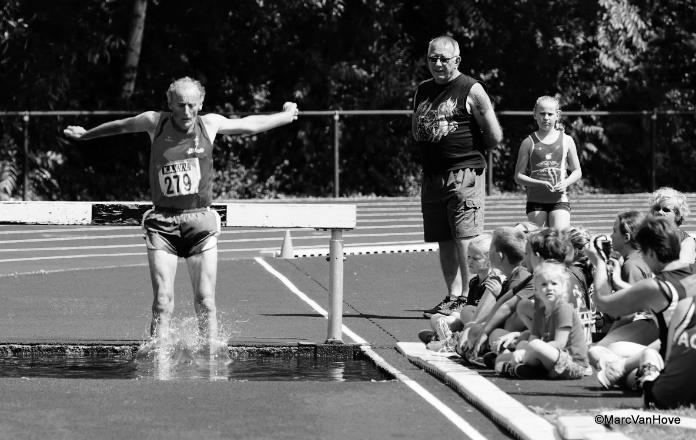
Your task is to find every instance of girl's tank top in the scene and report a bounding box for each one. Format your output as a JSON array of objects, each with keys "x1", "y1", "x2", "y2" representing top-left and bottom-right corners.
[{"x1": 526, "y1": 131, "x2": 568, "y2": 203}]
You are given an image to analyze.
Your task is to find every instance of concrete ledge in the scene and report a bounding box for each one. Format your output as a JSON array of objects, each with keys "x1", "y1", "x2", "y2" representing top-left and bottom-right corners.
[
  {"x1": 0, "y1": 342, "x2": 372, "y2": 360},
  {"x1": 556, "y1": 415, "x2": 619, "y2": 439},
  {"x1": 397, "y1": 342, "x2": 561, "y2": 440}
]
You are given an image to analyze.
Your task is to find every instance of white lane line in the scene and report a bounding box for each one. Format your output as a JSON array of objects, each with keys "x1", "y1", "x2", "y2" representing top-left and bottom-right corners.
[
  {"x1": 0, "y1": 226, "x2": 136, "y2": 234},
  {"x1": 0, "y1": 240, "x2": 434, "y2": 262},
  {"x1": 0, "y1": 253, "x2": 147, "y2": 263},
  {"x1": 0, "y1": 227, "x2": 314, "y2": 236},
  {"x1": 0, "y1": 234, "x2": 143, "y2": 244},
  {"x1": 0, "y1": 263, "x2": 150, "y2": 278},
  {"x1": 398, "y1": 342, "x2": 557, "y2": 440},
  {"x1": 253, "y1": 257, "x2": 366, "y2": 344},
  {"x1": 0, "y1": 244, "x2": 144, "y2": 252},
  {"x1": 253, "y1": 256, "x2": 487, "y2": 440},
  {"x1": 361, "y1": 346, "x2": 488, "y2": 440},
  {"x1": 0, "y1": 255, "x2": 258, "y2": 278},
  {"x1": 0, "y1": 234, "x2": 427, "y2": 252},
  {"x1": 0, "y1": 230, "x2": 423, "y2": 246}
]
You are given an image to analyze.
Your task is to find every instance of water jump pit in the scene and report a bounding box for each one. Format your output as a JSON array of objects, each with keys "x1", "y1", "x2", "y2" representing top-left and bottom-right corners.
[{"x1": 0, "y1": 342, "x2": 394, "y2": 382}]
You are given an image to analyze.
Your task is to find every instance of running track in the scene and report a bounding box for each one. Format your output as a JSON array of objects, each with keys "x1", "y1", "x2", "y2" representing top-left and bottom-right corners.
[
  {"x1": 0, "y1": 194, "x2": 685, "y2": 440},
  {"x1": 2, "y1": 193, "x2": 693, "y2": 276}
]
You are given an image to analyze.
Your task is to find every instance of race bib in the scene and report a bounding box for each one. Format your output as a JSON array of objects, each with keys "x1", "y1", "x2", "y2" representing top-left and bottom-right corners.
[{"x1": 158, "y1": 158, "x2": 201, "y2": 197}]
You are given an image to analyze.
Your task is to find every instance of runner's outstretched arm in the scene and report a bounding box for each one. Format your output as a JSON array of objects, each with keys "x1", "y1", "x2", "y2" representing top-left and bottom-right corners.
[
  {"x1": 210, "y1": 102, "x2": 298, "y2": 136},
  {"x1": 64, "y1": 111, "x2": 158, "y2": 140}
]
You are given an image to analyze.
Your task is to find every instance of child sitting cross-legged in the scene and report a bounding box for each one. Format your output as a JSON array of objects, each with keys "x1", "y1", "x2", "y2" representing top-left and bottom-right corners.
[
  {"x1": 420, "y1": 234, "x2": 504, "y2": 352},
  {"x1": 495, "y1": 260, "x2": 590, "y2": 379}
]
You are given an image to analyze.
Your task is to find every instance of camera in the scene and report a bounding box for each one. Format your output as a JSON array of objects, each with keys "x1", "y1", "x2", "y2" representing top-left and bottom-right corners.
[{"x1": 593, "y1": 235, "x2": 613, "y2": 262}]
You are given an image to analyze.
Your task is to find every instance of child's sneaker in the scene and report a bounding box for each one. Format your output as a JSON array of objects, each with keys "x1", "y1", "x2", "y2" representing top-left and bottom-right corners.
[
  {"x1": 435, "y1": 318, "x2": 453, "y2": 341},
  {"x1": 482, "y1": 351, "x2": 498, "y2": 369},
  {"x1": 512, "y1": 363, "x2": 546, "y2": 379},
  {"x1": 418, "y1": 329, "x2": 436, "y2": 344},
  {"x1": 495, "y1": 361, "x2": 515, "y2": 376},
  {"x1": 426, "y1": 338, "x2": 455, "y2": 353},
  {"x1": 596, "y1": 353, "x2": 626, "y2": 389},
  {"x1": 588, "y1": 345, "x2": 613, "y2": 371},
  {"x1": 467, "y1": 355, "x2": 487, "y2": 368},
  {"x1": 636, "y1": 363, "x2": 661, "y2": 388}
]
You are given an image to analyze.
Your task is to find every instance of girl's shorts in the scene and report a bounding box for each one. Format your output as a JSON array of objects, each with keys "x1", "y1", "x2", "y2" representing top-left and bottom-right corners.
[{"x1": 525, "y1": 201, "x2": 571, "y2": 215}]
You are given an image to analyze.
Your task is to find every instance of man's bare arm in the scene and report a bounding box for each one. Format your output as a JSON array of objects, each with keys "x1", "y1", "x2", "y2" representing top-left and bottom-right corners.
[
  {"x1": 64, "y1": 111, "x2": 158, "y2": 141},
  {"x1": 469, "y1": 83, "x2": 503, "y2": 150}
]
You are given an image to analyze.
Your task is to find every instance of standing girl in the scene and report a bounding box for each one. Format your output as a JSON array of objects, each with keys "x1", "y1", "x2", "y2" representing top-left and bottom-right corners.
[{"x1": 514, "y1": 96, "x2": 582, "y2": 229}]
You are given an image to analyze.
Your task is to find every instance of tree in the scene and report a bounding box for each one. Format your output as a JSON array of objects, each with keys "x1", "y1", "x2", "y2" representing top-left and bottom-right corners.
[
  {"x1": 121, "y1": 0, "x2": 148, "y2": 103},
  {"x1": 1, "y1": 0, "x2": 695, "y2": 199}
]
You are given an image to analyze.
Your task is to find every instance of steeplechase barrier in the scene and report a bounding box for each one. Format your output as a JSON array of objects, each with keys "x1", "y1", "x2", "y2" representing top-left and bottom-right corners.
[{"x1": 0, "y1": 201, "x2": 357, "y2": 344}]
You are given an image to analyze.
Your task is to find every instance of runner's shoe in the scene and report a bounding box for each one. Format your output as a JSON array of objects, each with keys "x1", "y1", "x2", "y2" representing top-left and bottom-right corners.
[{"x1": 423, "y1": 296, "x2": 456, "y2": 318}]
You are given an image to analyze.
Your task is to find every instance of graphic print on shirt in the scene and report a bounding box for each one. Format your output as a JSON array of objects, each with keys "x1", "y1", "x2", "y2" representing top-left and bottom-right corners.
[
  {"x1": 158, "y1": 157, "x2": 201, "y2": 197},
  {"x1": 530, "y1": 147, "x2": 563, "y2": 187},
  {"x1": 186, "y1": 134, "x2": 204, "y2": 155},
  {"x1": 414, "y1": 97, "x2": 460, "y2": 142}
]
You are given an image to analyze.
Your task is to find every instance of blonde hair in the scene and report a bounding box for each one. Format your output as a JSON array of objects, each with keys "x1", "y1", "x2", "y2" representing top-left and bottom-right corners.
[
  {"x1": 649, "y1": 187, "x2": 690, "y2": 226},
  {"x1": 166, "y1": 77, "x2": 206, "y2": 105},
  {"x1": 533, "y1": 260, "x2": 570, "y2": 298},
  {"x1": 533, "y1": 95, "x2": 564, "y2": 132},
  {"x1": 513, "y1": 221, "x2": 540, "y2": 235},
  {"x1": 469, "y1": 233, "x2": 492, "y2": 253}
]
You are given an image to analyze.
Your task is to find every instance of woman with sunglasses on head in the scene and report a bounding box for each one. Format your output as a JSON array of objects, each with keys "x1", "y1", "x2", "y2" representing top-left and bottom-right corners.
[{"x1": 649, "y1": 187, "x2": 695, "y2": 264}]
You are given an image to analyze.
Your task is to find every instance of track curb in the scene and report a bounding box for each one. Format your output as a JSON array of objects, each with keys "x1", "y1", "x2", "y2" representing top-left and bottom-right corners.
[{"x1": 395, "y1": 342, "x2": 643, "y2": 440}]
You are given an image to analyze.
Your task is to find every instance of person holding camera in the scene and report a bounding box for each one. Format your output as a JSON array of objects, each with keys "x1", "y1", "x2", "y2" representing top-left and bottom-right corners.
[{"x1": 588, "y1": 211, "x2": 657, "y2": 383}]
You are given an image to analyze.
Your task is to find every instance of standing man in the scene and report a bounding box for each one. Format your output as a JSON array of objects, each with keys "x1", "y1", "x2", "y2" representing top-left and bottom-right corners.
[
  {"x1": 412, "y1": 36, "x2": 503, "y2": 318},
  {"x1": 64, "y1": 77, "x2": 298, "y2": 351}
]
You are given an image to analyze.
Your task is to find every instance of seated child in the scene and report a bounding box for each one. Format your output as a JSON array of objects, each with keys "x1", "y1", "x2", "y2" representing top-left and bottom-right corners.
[
  {"x1": 457, "y1": 226, "x2": 536, "y2": 361},
  {"x1": 465, "y1": 228, "x2": 577, "y2": 364},
  {"x1": 421, "y1": 235, "x2": 504, "y2": 352},
  {"x1": 496, "y1": 260, "x2": 590, "y2": 379}
]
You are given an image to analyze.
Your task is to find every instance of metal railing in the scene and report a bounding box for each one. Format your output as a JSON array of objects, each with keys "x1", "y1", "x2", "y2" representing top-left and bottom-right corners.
[{"x1": 1, "y1": 109, "x2": 695, "y2": 199}]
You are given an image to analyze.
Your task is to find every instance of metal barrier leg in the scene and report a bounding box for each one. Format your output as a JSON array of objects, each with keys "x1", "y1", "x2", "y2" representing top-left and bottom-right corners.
[{"x1": 326, "y1": 228, "x2": 344, "y2": 343}]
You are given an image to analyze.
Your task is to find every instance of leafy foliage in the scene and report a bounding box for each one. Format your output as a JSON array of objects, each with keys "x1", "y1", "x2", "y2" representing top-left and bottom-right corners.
[{"x1": 0, "y1": 0, "x2": 694, "y2": 199}]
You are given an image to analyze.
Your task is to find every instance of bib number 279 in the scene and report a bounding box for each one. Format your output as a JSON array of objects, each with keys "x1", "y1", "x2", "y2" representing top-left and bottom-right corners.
[{"x1": 158, "y1": 158, "x2": 201, "y2": 197}]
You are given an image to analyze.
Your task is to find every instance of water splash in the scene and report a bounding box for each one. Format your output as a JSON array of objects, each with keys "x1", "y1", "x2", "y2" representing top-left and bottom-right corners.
[{"x1": 135, "y1": 317, "x2": 232, "y2": 381}]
